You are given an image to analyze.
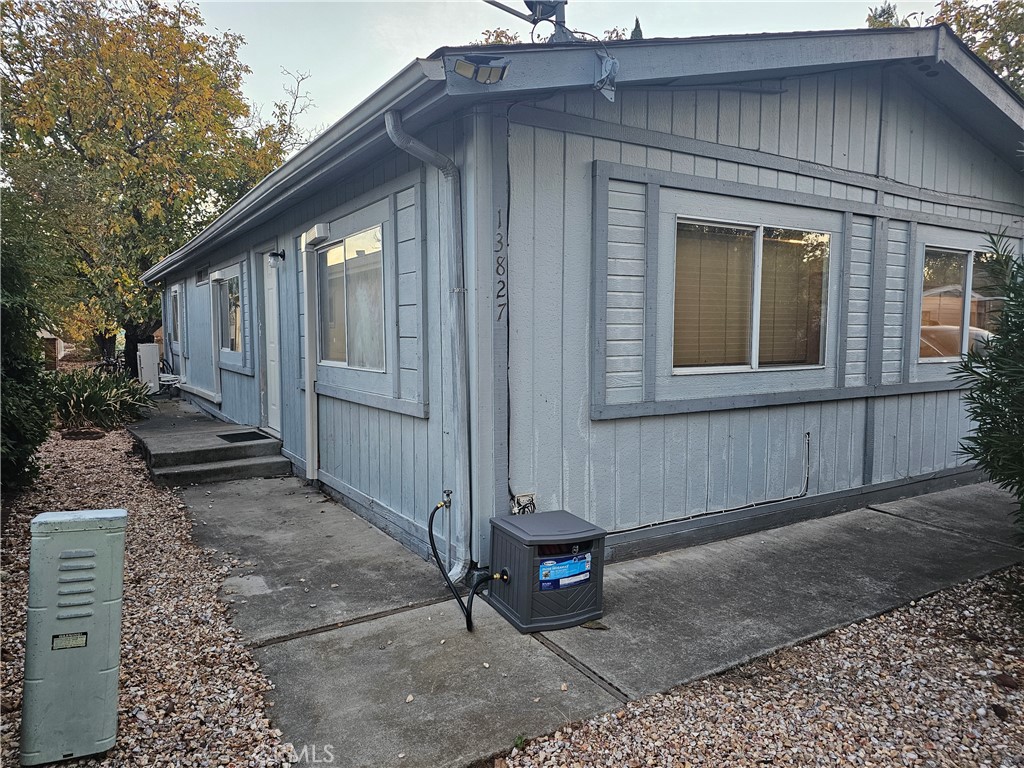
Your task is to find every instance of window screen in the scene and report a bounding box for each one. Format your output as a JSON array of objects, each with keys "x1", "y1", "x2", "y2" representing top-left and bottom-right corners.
[{"x1": 318, "y1": 225, "x2": 385, "y2": 371}]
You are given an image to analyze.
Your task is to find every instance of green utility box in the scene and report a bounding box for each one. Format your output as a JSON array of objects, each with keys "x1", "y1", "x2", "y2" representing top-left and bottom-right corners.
[{"x1": 21, "y1": 509, "x2": 127, "y2": 766}]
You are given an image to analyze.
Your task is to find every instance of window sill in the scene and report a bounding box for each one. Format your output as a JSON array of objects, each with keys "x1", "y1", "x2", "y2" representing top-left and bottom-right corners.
[
  {"x1": 671, "y1": 363, "x2": 826, "y2": 376},
  {"x1": 219, "y1": 360, "x2": 254, "y2": 376},
  {"x1": 318, "y1": 359, "x2": 386, "y2": 374},
  {"x1": 179, "y1": 381, "x2": 222, "y2": 404},
  {"x1": 593, "y1": 378, "x2": 966, "y2": 419}
]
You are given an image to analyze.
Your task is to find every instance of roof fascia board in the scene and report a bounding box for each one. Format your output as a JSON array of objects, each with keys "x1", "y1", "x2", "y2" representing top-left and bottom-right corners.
[
  {"x1": 143, "y1": 59, "x2": 443, "y2": 283},
  {"x1": 441, "y1": 29, "x2": 939, "y2": 98},
  {"x1": 935, "y1": 25, "x2": 1024, "y2": 124}
]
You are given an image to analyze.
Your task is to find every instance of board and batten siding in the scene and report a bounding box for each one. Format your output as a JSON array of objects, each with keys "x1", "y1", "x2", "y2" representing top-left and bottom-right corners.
[
  {"x1": 311, "y1": 131, "x2": 453, "y2": 557},
  {"x1": 505, "y1": 66, "x2": 1021, "y2": 537}
]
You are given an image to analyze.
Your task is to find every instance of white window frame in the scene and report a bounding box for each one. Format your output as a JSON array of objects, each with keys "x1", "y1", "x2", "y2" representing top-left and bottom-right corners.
[
  {"x1": 168, "y1": 283, "x2": 183, "y2": 361},
  {"x1": 671, "y1": 215, "x2": 831, "y2": 376},
  {"x1": 908, "y1": 225, "x2": 1020, "y2": 383},
  {"x1": 313, "y1": 196, "x2": 402, "y2": 403},
  {"x1": 316, "y1": 224, "x2": 387, "y2": 373},
  {"x1": 918, "y1": 245, "x2": 973, "y2": 365},
  {"x1": 651, "y1": 189, "x2": 842, "y2": 404},
  {"x1": 211, "y1": 262, "x2": 247, "y2": 372}
]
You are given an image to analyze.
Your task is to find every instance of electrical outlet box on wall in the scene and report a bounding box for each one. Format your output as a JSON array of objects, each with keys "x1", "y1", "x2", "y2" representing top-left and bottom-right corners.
[{"x1": 512, "y1": 493, "x2": 536, "y2": 515}]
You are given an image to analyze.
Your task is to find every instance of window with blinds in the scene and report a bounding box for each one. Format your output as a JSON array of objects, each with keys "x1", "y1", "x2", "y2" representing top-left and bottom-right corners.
[{"x1": 673, "y1": 221, "x2": 829, "y2": 370}]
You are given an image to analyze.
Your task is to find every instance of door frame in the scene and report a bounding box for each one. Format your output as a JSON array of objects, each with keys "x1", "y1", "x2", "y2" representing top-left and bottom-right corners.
[{"x1": 256, "y1": 242, "x2": 283, "y2": 436}]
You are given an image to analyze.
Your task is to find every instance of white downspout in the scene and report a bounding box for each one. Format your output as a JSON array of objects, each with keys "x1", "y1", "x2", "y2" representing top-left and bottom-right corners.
[{"x1": 384, "y1": 109, "x2": 472, "y2": 582}]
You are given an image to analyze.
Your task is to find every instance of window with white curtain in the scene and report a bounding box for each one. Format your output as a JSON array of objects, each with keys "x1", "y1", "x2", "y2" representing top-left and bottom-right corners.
[
  {"x1": 673, "y1": 220, "x2": 829, "y2": 370},
  {"x1": 218, "y1": 274, "x2": 242, "y2": 353},
  {"x1": 318, "y1": 224, "x2": 385, "y2": 372}
]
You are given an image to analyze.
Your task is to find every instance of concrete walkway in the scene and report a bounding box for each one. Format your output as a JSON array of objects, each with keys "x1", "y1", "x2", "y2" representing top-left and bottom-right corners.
[{"x1": 182, "y1": 479, "x2": 1021, "y2": 768}]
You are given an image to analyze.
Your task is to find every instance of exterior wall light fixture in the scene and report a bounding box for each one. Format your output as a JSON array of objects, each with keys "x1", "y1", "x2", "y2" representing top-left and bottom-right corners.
[
  {"x1": 267, "y1": 250, "x2": 286, "y2": 269},
  {"x1": 452, "y1": 54, "x2": 511, "y2": 85}
]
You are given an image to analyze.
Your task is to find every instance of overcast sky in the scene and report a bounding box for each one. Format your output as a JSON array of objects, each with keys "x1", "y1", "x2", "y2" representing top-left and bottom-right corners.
[{"x1": 198, "y1": 0, "x2": 938, "y2": 136}]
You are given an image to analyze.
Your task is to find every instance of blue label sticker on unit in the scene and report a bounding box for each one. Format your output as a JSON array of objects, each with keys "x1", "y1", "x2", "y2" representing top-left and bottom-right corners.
[{"x1": 538, "y1": 553, "x2": 592, "y2": 591}]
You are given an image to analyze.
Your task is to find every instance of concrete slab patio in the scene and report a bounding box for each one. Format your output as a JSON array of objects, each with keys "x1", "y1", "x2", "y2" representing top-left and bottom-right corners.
[
  {"x1": 182, "y1": 479, "x2": 1022, "y2": 768},
  {"x1": 186, "y1": 477, "x2": 450, "y2": 645}
]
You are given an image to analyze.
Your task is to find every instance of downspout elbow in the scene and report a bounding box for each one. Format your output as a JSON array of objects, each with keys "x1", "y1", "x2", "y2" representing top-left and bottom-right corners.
[{"x1": 384, "y1": 110, "x2": 459, "y2": 181}]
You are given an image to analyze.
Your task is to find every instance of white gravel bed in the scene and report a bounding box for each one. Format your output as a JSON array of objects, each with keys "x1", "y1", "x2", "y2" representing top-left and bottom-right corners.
[
  {"x1": 502, "y1": 567, "x2": 1024, "y2": 768},
  {"x1": 1, "y1": 430, "x2": 294, "y2": 766}
]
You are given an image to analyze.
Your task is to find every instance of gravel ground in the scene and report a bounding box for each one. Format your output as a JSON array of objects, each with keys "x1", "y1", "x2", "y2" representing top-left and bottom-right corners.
[
  {"x1": 502, "y1": 568, "x2": 1024, "y2": 768},
  {"x1": 1, "y1": 430, "x2": 294, "y2": 766}
]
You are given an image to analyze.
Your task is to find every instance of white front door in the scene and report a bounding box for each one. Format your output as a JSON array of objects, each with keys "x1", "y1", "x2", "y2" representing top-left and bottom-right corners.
[{"x1": 263, "y1": 256, "x2": 282, "y2": 435}]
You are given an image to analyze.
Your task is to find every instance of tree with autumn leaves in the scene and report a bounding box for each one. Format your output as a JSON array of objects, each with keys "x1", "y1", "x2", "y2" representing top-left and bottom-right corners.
[
  {"x1": 867, "y1": 1, "x2": 1023, "y2": 96},
  {"x1": 1, "y1": 0, "x2": 307, "y2": 373}
]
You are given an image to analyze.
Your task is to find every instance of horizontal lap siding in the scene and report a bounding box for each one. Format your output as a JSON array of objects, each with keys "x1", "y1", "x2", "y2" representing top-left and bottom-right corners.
[
  {"x1": 845, "y1": 215, "x2": 873, "y2": 387},
  {"x1": 395, "y1": 189, "x2": 422, "y2": 402},
  {"x1": 883, "y1": 221, "x2": 909, "y2": 384},
  {"x1": 606, "y1": 180, "x2": 647, "y2": 404}
]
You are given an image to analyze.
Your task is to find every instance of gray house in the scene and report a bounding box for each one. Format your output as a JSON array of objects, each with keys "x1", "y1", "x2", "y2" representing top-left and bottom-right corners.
[{"x1": 142, "y1": 26, "x2": 1024, "y2": 575}]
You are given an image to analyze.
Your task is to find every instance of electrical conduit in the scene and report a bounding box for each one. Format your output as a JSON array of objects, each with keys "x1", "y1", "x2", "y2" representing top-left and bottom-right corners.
[{"x1": 384, "y1": 110, "x2": 473, "y2": 583}]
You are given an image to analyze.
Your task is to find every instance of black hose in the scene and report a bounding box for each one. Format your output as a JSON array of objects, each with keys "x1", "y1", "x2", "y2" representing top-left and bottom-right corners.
[
  {"x1": 428, "y1": 500, "x2": 474, "y2": 632},
  {"x1": 465, "y1": 577, "x2": 489, "y2": 631}
]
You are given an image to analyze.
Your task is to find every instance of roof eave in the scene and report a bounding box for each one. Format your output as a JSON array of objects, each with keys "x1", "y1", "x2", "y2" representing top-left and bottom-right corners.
[{"x1": 142, "y1": 58, "x2": 446, "y2": 284}]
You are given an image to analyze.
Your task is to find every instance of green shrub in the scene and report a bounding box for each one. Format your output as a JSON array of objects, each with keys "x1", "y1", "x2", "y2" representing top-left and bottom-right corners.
[
  {"x1": 1, "y1": 197, "x2": 56, "y2": 493},
  {"x1": 956, "y1": 231, "x2": 1024, "y2": 528},
  {"x1": 1, "y1": 372, "x2": 53, "y2": 492},
  {"x1": 52, "y1": 369, "x2": 154, "y2": 430}
]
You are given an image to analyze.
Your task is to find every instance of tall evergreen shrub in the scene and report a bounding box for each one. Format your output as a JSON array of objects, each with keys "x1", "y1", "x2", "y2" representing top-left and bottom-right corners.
[
  {"x1": 1, "y1": 199, "x2": 55, "y2": 492},
  {"x1": 956, "y1": 232, "x2": 1024, "y2": 527}
]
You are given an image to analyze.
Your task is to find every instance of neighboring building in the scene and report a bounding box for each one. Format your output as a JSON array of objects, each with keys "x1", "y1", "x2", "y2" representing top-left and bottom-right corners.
[
  {"x1": 142, "y1": 26, "x2": 1024, "y2": 569},
  {"x1": 38, "y1": 330, "x2": 66, "y2": 370}
]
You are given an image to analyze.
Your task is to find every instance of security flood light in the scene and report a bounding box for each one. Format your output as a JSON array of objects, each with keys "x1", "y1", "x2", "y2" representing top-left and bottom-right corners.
[{"x1": 452, "y1": 54, "x2": 511, "y2": 84}]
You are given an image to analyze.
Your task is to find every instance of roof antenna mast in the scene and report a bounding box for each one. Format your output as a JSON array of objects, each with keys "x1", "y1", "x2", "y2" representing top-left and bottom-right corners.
[{"x1": 482, "y1": 0, "x2": 578, "y2": 43}]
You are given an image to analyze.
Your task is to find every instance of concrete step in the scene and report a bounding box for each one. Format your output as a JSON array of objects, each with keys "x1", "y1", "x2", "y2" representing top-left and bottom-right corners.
[
  {"x1": 151, "y1": 455, "x2": 293, "y2": 486},
  {"x1": 147, "y1": 433, "x2": 283, "y2": 468}
]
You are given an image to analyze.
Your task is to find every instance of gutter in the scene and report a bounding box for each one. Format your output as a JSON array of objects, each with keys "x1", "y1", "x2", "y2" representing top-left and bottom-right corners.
[
  {"x1": 384, "y1": 109, "x2": 472, "y2": 583},
  {"x1": 141, "y1": 58, "x2": 445, "y2": 284}
]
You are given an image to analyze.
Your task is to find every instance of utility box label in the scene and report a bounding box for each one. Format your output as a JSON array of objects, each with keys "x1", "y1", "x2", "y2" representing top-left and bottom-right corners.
[
  {"x1": 538, "y1": 554, "x2": 591, "y2": 591},
  {"x1": 51, "y1": 632, "x2": 88, "y2": 650}
]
